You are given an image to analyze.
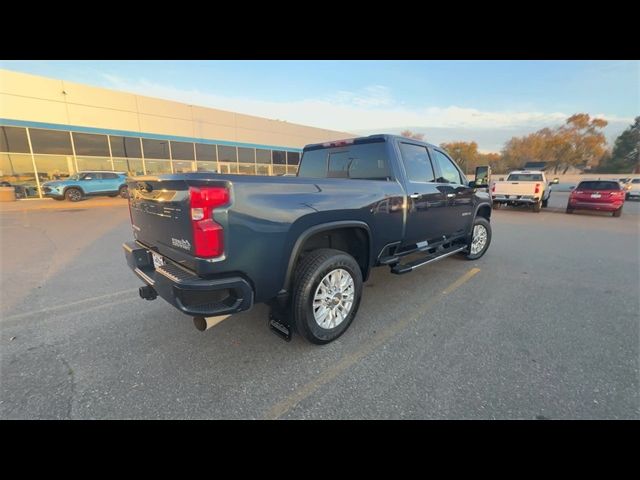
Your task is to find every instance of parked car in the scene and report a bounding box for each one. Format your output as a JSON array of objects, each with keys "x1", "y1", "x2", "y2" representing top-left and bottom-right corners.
[
  {"x1": 566, "y1": 180, "x2": 625, "y2": 217},
  {"x1": 490, "y1": 170, "x2": 558, "y2": 212},
  {"x1": 624, "y1": 178, "x2": 640, "y2": 200},
  {"x1": 122, "y1": 134, "x2": 493, "y2": 344},
  {"x1": 41, "y1": 171, "x2": 129, "y2": 201}
]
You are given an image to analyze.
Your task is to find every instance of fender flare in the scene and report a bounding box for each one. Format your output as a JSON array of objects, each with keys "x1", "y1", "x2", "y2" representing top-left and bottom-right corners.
[{"x1": 281, "y1": 220, "x2": 372, "y2": 293}]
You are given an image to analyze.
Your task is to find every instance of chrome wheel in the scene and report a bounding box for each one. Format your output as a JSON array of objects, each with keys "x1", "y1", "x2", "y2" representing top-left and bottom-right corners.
[
  {"x1": 470, "y1": 224, "x2": 488, "y2": 255},
  {"x1": 312, "y1": 268, "x2": 355, "y2": 329}
]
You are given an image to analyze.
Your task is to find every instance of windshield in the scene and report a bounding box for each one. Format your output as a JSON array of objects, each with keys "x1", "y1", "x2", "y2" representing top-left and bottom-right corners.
[
  {"x1": 67, "y1": 174, "x2": 81, "y2": 181},
  {"x1": 507, "y1": 173, "x2": 543, "y2": 181}
]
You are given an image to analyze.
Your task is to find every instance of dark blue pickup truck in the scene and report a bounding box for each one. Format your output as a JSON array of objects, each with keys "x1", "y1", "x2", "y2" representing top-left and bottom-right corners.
[{"x1": 123, "y1": 134, "x2": 492, "y2": 344}]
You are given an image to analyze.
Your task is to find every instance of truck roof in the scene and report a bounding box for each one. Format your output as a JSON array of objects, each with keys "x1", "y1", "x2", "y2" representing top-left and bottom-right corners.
[{"x1": 304, "y1": 134, "x2": 439, "y2": 151}]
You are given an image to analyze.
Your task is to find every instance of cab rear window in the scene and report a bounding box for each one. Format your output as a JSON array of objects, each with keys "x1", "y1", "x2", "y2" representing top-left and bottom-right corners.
[
  {"x1": 577, "y1": 181, "x2": 620, "y2": 190},
  {"x1": 298, "y1": 141, "x2": 390, "y2": 180},
  {"x1": 507, "y1": 173, "x2": 543, "y2": 181}
]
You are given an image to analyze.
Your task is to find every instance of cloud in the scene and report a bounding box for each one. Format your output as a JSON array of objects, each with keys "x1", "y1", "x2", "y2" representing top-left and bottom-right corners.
[{"x1": 100, "y1": 74, "x2": 634, "y2": 152}]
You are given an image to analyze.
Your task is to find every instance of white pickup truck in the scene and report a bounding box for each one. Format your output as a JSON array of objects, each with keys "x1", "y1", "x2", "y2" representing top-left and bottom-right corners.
[{"x1": 491, "y1": 170, "x2": 558, "y2": 212}]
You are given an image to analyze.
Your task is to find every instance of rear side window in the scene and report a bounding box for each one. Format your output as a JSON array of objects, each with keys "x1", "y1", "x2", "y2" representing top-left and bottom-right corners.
[
  {"x1": 299, "y1": 142, "x2": 390, "y2": 180},
  {"x1": 103, "y1": 172, "x2": 119, "y2": 179},
  {"x1": 577, "y1": 181, "x2": 620, "y2": 190},
  {"x1": 399, "y1": 143, "x2": 434, "y2": 182},
  {"x1": 632, "y1": 179, "x2": 640, "y2": 184},
  {"x1": 507, "y1": 173, "x2": 543, "y2": 181}
]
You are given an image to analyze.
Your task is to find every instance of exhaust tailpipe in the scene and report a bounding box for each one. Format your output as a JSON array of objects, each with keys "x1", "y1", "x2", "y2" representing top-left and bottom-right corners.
[{"x1": 193, "y1": 315, "x2": 231, "y2": 331}]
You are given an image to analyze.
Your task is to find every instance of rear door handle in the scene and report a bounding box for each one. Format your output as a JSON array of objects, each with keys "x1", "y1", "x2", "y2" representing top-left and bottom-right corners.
[{"x1": 447, "y1": 193, "x2": 456, "y2": 198}]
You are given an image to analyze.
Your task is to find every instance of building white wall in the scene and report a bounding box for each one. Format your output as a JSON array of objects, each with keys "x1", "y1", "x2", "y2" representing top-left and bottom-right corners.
[{"x1": 0, "y1": 69, "x2": 353, "y2": 149}]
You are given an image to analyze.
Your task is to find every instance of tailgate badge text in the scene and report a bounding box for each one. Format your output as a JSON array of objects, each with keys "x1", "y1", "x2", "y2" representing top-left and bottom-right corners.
[{"x1": 172, "y1": 238, "x2": 191, "y2": 250}]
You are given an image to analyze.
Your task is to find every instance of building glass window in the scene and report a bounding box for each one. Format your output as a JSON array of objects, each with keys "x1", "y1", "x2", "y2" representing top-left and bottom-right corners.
[
  {"x1": 110, "y1": 136, "x2": 142, "y2": 158},
  {"x1": 0, "y1": 127, "x2": 30, "y2": 153},
  {"x1": 238, "y1": 163, "x2": 256, "y2": 175},
  {"x1": 195, "y1": 144, "x2": 216, "y2": 161},
  {"x1": 76, "y1": 156, "x2": 113, "y2": 171},
  {"x1": 237, "y1": 147, "x2": 255, "y2": 164},
  {"x1": 34, "y1": 155, "x2": 75, "y2": 183},
  {"x1": 1, "y1": 153, "x2": 39, "y2": 198},
  {"x1": 142, "y1": 138, "x2": 170, "y2": 159},
  {"x1": 196, "y1": 161, "x2": 217, "y2": 172},
  {"x1": 272, "y1": 150, "x2": 286, "y2": 165},
  {"x1": 144, "y1": 159, "x2": 172, "y2": 174},
  {"x1": 72, "y1": 132, "x2": 110, "y2": 156},
  {"x1": 218, "y1": 162, "x2": 238, "y2": 174},
  {"x1": 256, "y1": 149, "x2": 271, "y2": 164},
  {"x1": 113, "y1": 158, "x2": 144, "y2": 176},
  {"x1": 287, "y1": 165, "x2": 298, "y2": 175},
  {"x1": 29, "y1": 129, "x2": 73, "y2": 155},
  {"x1": 173, "y1": 160, "x2": 196, "y2": 173},
  {"x1": 170, "y1": 141, "x2": 195, "y2": 160},
  {"x1": 217, "y1": 145, "x2": 237, "y2": 163},
  {"x1": 256, "y1": 164, "x2": 271, "y2": 176},
  {"x1": 272, "y1": 165, "x2": 287, "y2": 176},
  {"x1": 287, "y1": 151, "x2": 300, "y2": 166}
]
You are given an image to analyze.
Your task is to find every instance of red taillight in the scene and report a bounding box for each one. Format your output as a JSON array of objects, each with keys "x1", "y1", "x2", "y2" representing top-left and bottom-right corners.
[
  {"x1": 491, "y1": 183, "x2": 495, "y2": 193},
  {"x1": 534, "y1": 183, "x2": 540, "y2": 194},
  {"x1": 189, "y1": 186, "x2": 230, "y2": 258}
]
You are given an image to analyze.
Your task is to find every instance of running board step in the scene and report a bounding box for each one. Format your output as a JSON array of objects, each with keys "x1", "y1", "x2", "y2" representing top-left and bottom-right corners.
[{"x1": 390, "y1": 246, "x2": 466, "y2": 274}]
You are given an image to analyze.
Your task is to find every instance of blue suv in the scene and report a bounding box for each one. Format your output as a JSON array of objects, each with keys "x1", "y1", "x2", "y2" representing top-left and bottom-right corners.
[{"x1": 41, "y1": 171, "x2": 129, "y2": 202}]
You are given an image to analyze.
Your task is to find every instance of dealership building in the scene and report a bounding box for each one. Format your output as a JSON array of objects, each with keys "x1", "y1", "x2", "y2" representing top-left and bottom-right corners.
[{"x1": 0, "y1": 69, "x2": 352, "y2": 198}]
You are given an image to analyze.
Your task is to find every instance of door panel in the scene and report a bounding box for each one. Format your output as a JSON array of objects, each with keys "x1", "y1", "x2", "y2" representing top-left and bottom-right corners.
[
  {"x1": 397, "y1": 142, "x2": 447, "y2": 246},
  {"x1": 431, "y1": 149, "x2": 474, "y2": 237}
]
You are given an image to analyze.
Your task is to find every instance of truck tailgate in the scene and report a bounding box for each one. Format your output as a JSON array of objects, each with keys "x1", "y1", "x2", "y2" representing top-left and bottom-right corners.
[
  {"x1": 493, "y1": 181, "x2": 537, "y2": 196},
  {"x1": 127, "y1": 176, "x2": 229, "y2": 272}
]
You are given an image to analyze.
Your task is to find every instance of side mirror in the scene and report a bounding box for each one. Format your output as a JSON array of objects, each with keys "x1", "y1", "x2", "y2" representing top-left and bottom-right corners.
[
  {"x1": 473, "y1": 165, "x2": 491, "y2": 188},
  {"x1": 499, "y1": 177, "x2": 504, "y2": 181},
  {"x1": 552, "y1": 178, "x2": 559, "y2": 184},
  {"x1": 468, "y1": 180, "x2": 476, "y2": 188},
  {"x1": 83, "y1": 176, "x2": 93, "y2": 181}
]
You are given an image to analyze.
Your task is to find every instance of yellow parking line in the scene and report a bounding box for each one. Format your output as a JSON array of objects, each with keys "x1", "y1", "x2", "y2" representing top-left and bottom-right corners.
[{"x1": 264, "y1": 267, "x2": 481, "y2": 420}]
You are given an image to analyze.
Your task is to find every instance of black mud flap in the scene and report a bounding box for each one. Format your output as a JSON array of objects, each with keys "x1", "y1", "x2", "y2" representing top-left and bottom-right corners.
[{"x1": 268, "y1": 305, "x2": 292, "y2": 342}]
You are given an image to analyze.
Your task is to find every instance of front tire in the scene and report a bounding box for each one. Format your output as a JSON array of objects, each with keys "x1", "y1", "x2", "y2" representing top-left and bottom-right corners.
[
  {"x1": 291, "y1": 248, "x2": 363, "y2": 345},
  {"x1": 465, "y1": 217, "x2": 492, "y2": 260},
  {"x1": 65, "y1": 188, "x2": 83, "y2": 202},
  {"x1": 119, "y1": 185, "x2": 129, "y2": 198}
]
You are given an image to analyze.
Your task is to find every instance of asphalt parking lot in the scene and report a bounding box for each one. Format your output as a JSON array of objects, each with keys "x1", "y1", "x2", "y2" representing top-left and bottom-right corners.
[{"x1": 1, "y1": 192, "x2": 639, "y2": 419}]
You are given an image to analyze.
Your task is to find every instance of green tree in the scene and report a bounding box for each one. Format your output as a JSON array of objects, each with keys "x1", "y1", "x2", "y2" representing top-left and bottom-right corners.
[{"x1": 598, "y1": 117, "x2": 639, "y2": 173}]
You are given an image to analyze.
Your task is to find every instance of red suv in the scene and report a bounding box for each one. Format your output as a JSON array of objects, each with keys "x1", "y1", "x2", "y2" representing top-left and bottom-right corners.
[{"x1": 566, "y1": 180, "x2": 625, "y2": 217}]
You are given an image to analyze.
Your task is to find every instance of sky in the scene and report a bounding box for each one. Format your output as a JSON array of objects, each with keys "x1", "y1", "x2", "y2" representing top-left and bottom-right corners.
[{"x1": 1, "y1": 60, "x2": 638, "y2": 153}]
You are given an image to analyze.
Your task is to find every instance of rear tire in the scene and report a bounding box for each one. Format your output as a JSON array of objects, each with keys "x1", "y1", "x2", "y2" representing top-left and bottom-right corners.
[
  {"x1": 291, "y1": 248, "x2": 363, "y2": 345},
  {"x1": 532, "y1": 200, "x2": 542, "y2": 212},
  {"x1": 613, "y1": 207, "x2": 622, "y2": 217},
  {"x1": 64, "y1": 188, "x2": 83, "y2": 202},
  {"x1": 465, "y1": 217, "x2": 492, "y2": 260},
  {"x1": 542, "y1": 198, "x2": 548, "y2": 208},
  {"x1": 566, "y1": 203, "x2": 574, "y2": 214}
]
